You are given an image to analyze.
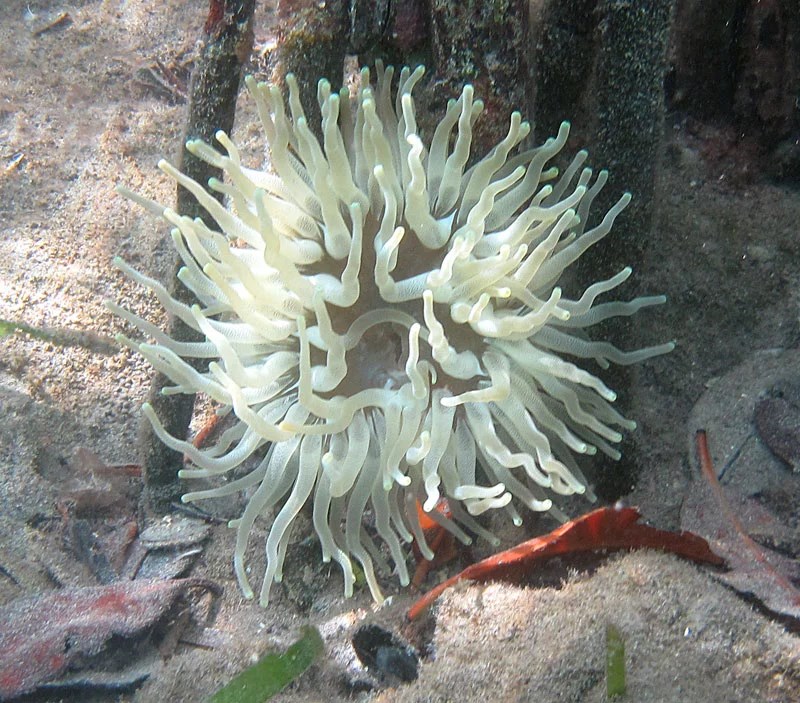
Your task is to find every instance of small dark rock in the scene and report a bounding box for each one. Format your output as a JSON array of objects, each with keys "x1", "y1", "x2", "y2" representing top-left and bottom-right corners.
[{"x1": 352, "y1": 623, "x2": 419, "y2": 683}]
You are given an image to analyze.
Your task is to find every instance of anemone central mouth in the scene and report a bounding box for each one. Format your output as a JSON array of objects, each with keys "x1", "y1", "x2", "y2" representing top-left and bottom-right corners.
[{"x1": 341, "y1": 322, "x2": 408, "y2": 394}]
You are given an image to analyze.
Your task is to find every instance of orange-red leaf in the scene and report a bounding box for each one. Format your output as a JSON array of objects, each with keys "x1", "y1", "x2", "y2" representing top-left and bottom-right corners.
[{"x1": 407, "y1": 505, "x2": 723, "y2": 621}]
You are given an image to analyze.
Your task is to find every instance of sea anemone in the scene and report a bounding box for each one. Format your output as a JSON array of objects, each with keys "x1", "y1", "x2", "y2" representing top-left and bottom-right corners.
[{"x1": 111, "y1": 64, "x2": 674, "y2": 606}]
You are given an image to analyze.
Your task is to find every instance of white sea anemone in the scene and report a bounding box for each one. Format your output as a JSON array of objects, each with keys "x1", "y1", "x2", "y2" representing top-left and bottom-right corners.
[{"x1": 111, "y1": 64, "x2": 673, "y2": 606}]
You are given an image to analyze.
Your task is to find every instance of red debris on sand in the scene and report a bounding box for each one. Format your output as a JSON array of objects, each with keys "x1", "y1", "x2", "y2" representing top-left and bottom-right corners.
[
  {"x1": 0, "y1": 578, "x2": 217, "y2": 699},
  {"x1": 407, "y1": 505, "x2": 724, "y2": 621},
  {"x1": 411, "y1": 499, "x2": 462, "y2": 590},
  {"x1": 57, "y1": 446, "x2": 141, "y2": 518}
]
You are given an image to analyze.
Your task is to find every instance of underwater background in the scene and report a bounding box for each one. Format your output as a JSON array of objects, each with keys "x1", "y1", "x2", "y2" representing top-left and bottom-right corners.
[{"x1": 0, "y1": 1, "x2": 799, "y2": 701}]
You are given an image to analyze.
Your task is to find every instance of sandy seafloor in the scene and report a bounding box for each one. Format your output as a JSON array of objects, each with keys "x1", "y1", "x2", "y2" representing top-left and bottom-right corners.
[{"x1": 1, "y1": 1, "x2": 799, "y2": 701}]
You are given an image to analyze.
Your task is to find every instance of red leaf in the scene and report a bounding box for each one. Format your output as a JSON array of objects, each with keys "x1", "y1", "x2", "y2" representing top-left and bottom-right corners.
[
  {"x1": 407, "y1": 505, "x2": 723, "y2": 621},
  {"x1": 0, "y1": 578, "x2": 217, "y2": 698},
  {"x1": 682, "y1": 430, "x2": 800, "y2": 620}
]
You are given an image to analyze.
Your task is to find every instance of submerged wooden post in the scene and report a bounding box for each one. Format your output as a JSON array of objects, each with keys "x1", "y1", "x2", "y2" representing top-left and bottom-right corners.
[{"x1": 139, "y1": 0, "x2": 256, "y2": 513}]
